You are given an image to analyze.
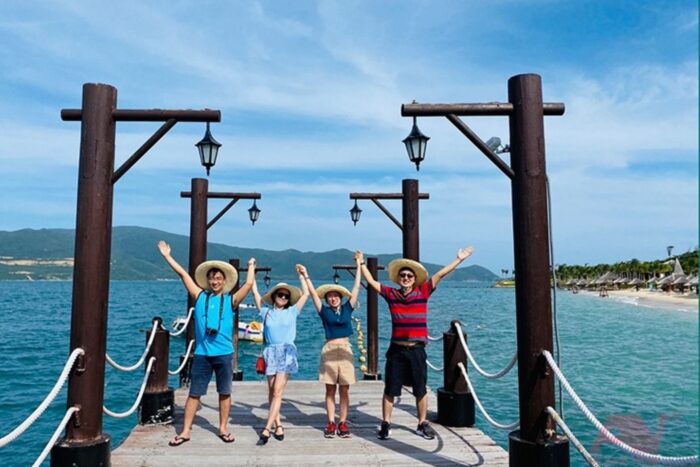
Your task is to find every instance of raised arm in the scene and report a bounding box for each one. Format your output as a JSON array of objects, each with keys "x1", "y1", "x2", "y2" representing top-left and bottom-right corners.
[
  {"x1": 295, "y1": 264, "x2": 310, "y2": 312},
  {"x1": 298, "y1": 264, "x2": 322, "y2": 312},
  {"x1": 251, "y1": 276, "x2": 263, "y2": 311},
  {"x1": 349, "y1": 251, "x2": 363, "y2": 308},
  {"x1": 232, "y1": 257, "x2": 256, "y2": 307},
  {"x1": 431, "y1": 246, "x2": 474, "y2": 288},
  {"x1": 356, "y1": 250, "x2": 380, "y2": 293},
  {"x1": 158, "y1": 240, "x2": 201, "y2": 298}
]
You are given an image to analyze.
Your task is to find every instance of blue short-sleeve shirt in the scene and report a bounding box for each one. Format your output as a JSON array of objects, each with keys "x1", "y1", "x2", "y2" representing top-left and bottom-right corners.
[{"x1": 261, "y1": 305, "x2": 299, "y2": 346}]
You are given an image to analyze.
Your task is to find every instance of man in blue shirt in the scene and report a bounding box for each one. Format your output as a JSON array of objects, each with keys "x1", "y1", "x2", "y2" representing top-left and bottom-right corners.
[{"x1": 158, "y1": 240, "x2": 256, "y2": 446}]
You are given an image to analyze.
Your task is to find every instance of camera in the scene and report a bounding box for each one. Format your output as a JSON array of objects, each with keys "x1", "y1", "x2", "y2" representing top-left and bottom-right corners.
[{"x1": 205, "y1": 328, "x2": 218, "y2": 336}]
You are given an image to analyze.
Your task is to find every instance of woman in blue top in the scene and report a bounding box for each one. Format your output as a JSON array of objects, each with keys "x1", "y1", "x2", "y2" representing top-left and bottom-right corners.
[
  {"x1": 298, "y1": 253, "x2": 361, "y2": 439},
  {"x1": 251, "y1": 265, "x2": 308, "y2": 445}
]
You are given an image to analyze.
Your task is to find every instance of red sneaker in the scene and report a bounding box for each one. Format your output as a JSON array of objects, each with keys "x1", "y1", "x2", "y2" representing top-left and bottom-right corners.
[
  {"x1": 337, "y1": 421, "x2": 351, "y2": 438},
  {"x1": 324, "y1": 421, "x2": 336, "y2": 438}
]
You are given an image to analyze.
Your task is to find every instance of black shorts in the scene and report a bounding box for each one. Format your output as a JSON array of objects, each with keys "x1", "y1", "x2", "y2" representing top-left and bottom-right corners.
[{"x1": 384, "y1": 343, "x2": 427, "y2": 399}]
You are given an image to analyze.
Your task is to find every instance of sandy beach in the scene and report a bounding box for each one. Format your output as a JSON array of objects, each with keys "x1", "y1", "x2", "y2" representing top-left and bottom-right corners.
[{"x1": 592, "y1": 289, "x2": 699, "y2": 312}]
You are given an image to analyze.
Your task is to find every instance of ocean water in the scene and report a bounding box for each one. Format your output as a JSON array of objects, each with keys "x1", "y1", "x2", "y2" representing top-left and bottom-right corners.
[{"x1": 0, "y1": 281, "x2": 697, "y2": 466}]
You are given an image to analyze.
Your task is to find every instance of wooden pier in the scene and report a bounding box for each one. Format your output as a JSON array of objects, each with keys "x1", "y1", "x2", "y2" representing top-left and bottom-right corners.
[{"x1": 113, "y1": 380, "x2": 507, "y2": 466}]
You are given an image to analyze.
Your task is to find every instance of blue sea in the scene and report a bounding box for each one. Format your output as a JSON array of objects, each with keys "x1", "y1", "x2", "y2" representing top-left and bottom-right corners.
[{"x1": 0, "y1": 281, "x2": 697, "y2": 466}]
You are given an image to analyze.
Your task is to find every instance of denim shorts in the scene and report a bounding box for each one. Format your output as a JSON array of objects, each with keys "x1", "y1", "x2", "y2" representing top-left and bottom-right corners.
[
  {"x1": 384, "y1": 343, "x2": 427, "y2": 398},
  {"x1": 189, "y1": 353, "x2": 233, "y2": 397},
  {"x1": 263, "y1": 343, "x2": 298, "y2": 376}
]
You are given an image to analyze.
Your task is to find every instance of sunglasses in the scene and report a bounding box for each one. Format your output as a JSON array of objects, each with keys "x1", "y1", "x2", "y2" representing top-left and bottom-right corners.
[
  {"x1": 276, "y1": 293, "x2": 290, "y2": 300},
  {"x1": 399, "y1": 272, "x2": 415, "y2": 279}
]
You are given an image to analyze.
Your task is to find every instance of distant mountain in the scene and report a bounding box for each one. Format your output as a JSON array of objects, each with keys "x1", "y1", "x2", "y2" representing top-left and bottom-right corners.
[{"x1": 0, "y1": 227, "x2": 498, "y2": 282}]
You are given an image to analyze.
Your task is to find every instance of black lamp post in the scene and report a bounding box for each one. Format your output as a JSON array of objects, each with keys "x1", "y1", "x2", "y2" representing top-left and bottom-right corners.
[
  {"x1": 667, "y1": 245, "x2": 674, "y2": 258},
  {"x1": 196, "y1": 121, "x2": 221, "y2": 175},
  {"x1": 333, "y1": 271, "x2": 341, "y2": 284},
  {"x1": 264, "y1": 273, "x2": 271, "y2": 288},
  {"x1": 248, "y1": 200, "x2": 261, "y2": 225},
  {"x1": 350, "y1": 200, "x2": 362, "y2": 225},
  {"x1": 402, "y1": 115, "x2": 430, "y2": 171}
]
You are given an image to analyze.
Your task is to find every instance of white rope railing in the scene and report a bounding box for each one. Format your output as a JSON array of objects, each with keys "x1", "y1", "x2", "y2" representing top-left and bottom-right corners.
[
  {"x1": 454, "y1": 322, "x2": 517, "y2": 380},
  {"x1": 426, "y1": 359, "x2": 443, "y2": 371},
  {"x1": 169, "y1": 340, "x2": 195, "y2": 375},
  {"x1": 427, "y1": 334, "x2": 443, "y2": 341},
  {"x1": 32, "y1": 406, "x2": 80, "y2": 467},
  {"x1": 106, "y1": 321, "x2": 159, "y2": 372},
  {"x1": 457, "y1": 362, "x2": 518, "y2": 430},
  {"x1": 103, "y1": 357, "x2": 156, "y2": 419},
  {"x1": 170, "y1": 307, "x2": 194, "y2": 336},
  {"x1": 0, "y1": 347, "x2": 84, "y2": 448},
  {"x1": 546, "y1": 406, "x2": 599, "y2": 467},
  {"x1": 542, "y1": 350, "x2": 698, "y2": 465}
]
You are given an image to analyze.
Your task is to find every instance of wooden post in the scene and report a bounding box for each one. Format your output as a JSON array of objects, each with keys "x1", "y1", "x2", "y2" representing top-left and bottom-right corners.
[
  {"x1": 508, "y1": 73, "x2": 569, "y2": 464},
  {"x1": 402, "y1": 179, "x2": 420, "y2": 261},
  {"x1": 181, "y1": 177, "x2": 207, "y2": 386},
  {"x1": 51, "y1": 83, "x2": 114, "y2": 465},
  {"x1": 229, "y1": 259, "x2": 243, "y2": 381},
  {"x1": 140, "y1": 317, "x2": 173, "y2": 424},
  {"x1": 363, "y1": 257, "x2": 381, "y2": 380}
]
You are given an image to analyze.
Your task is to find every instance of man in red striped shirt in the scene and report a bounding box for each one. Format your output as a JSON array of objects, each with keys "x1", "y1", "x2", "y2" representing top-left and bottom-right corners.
[{"x1": 357, "y1": 246, "x2": 474, "y2": 441}]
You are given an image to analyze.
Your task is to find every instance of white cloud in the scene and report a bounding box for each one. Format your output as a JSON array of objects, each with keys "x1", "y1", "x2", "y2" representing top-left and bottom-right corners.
[{"x1": 0, "y1": 1, "x2": 696, "y2": 273}]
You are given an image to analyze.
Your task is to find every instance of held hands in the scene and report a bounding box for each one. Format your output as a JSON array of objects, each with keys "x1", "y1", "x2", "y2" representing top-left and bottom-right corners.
[
  {"x1": 248, "y1": 257, "x2": 256, "y2": 267},
  {"x1": 296, "y1": 264, "x2": 308, "y2": 277},
  {"x1": 354, "y1": 250, "x2": 364, "y2": 264},
  {"x1": 158, "y1": 241, "x2": 171, "y2": 257},
  {"x1": 457, "y1": 246, "x2": 474, "y2": 261}
]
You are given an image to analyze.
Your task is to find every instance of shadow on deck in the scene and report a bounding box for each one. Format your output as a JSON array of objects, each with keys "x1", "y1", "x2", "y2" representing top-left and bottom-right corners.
[{"x1": 113, "y1": 380, "x2": 507, "y2": 466}]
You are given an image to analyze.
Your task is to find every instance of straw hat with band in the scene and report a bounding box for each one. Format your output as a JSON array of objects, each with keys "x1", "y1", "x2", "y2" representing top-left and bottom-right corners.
[
  {"x1": 315, "y1": 284, "x2": 351, "y2": 300},
  {"x1": 263, "y1": 282, "x2": 303, "y2": 306},
  {"x1": 387, "y1": 258, "x2": 429, "y2": 287},
  {"x1": 194, "y1": 260, "x2": 238, "y2": 294}
]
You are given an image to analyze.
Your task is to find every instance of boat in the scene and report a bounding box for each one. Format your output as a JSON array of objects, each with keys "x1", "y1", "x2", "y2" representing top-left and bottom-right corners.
[
  {"x1": 238, "y1": 320, "x2": 263, "y2": 343},
  {"x1": 171, "y1": 305, "x2": 263, "y2": 343}
]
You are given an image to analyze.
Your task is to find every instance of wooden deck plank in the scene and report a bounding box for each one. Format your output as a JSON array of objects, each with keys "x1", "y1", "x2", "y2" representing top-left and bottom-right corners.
[{"x1": 113, "y1": 381, "x2": 508, "y2": 466}]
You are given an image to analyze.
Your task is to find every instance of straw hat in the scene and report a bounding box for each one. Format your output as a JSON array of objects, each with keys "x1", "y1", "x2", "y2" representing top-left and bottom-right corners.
[
  {"x1": 194, "y1": 260, "x2": 238, "y2": 294},
  {"x1": 262, "y1": 282, "x2": 302, "y2": 305},
  {"x1": 387, "y1": 258, "x2": 429, "y2": 287},
  {"x1": 316, "y1": 284, "x2": 351, "y2": 300}
]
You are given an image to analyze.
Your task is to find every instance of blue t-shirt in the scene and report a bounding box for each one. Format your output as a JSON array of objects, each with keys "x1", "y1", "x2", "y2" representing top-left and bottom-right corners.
[
  {"x1": 319, "y1": 301, "x2": 354, "y2": 340},
  {"x1": 193, "y1": 291, "x2": 234, "y2": 356},
  {"x1": 261, "y1": 305, "x2": 299, "y2": 346}
]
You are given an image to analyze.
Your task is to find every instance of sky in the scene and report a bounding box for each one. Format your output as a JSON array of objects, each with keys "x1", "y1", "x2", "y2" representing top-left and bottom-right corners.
[{"x1": 0, "y1": 0, "x2": 697, "y2": 274}]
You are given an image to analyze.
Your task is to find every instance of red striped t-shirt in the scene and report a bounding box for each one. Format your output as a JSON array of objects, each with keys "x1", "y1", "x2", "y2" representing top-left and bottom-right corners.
[{"x1": 380, "y1": 281, "x2": 435, "y2": 344}]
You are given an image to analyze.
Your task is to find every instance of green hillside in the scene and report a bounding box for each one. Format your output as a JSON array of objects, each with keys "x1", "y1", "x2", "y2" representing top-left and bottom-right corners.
[{"x1": 0, "y1": 227, "x2": 498, "y2": 282}]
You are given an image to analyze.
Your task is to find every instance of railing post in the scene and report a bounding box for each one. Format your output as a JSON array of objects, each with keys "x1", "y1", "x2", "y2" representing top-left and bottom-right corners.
[
  {"x1": 362, "y1": 256, "x2": 381, "y2": 380},
  {"x1": 140, "y1": 317, "x2": 174, "y2": 424},
  {"x1": 229, "y1": 258, "x2": 243, "y2": 381},
  {"x1": 437, "y1": 320, "x2": 474, "y2": 426},
  {"x1": 508, "y1": 73, "x2": 569, "y2": 465}
]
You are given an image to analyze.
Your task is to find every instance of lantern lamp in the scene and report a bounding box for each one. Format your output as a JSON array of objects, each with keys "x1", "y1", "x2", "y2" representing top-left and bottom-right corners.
[
  {"x1": 195, "y1": 121, "x2": 221, "y2": 175},
  {"x1": 350, "y1": 201, "x2": 362, "y2": 226},
  {"x1": 248, "y1": 200, "x2": 261, "y2": 225},
  {"x1": 402, "y1": 115, "x2": 429, "y2": 171}
]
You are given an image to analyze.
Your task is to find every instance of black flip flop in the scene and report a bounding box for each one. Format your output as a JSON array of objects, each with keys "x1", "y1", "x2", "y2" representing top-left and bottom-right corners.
[
  {"x1": 218, "y1": 432, "x2": 236, "y2": 443},
  {"x1": 169, "y1": 435, "x2": 190, "y2": 447}
]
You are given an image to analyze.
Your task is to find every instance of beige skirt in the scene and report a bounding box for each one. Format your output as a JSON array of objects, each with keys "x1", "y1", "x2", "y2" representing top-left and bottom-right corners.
[{"x1": 319, "y1": 341, "x2": 356, "y2": 385}]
